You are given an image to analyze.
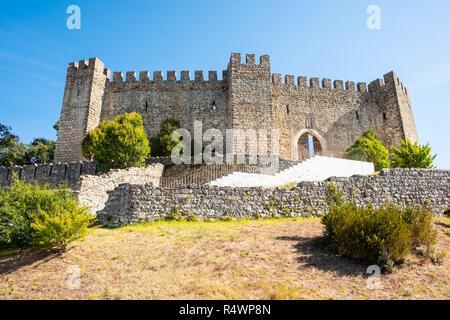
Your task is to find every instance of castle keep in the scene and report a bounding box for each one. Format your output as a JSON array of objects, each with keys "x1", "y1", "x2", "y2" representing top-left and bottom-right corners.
[{"x1": 54, "y1": 53, "x2": 418, "y2": 162}]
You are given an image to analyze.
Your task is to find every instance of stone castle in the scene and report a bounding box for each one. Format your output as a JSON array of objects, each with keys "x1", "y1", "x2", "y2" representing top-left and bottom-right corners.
[{"x1": 54, "y1": 53, "x2": 418, "y2": 162}]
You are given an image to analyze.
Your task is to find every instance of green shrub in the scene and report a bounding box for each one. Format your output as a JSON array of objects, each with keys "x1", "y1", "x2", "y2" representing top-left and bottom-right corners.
[
  {"x1": 150, "y1": 118, "x2": 182, "y2": 157},
  {"x1": 185, "y1": 214, "x2": 199, "y2": 222},
  {"x1": 82, "y1": 112, "x2": 150, "y2": 173},
  {"x1": 31, "y1": 202, "x2": 96, "y2": 250},
  {"x1": 165, "y1": 206, "x2": 183, "y2": 221},
  {"x1": 322, "y1": 202, "x2": 412, "y2": 264},
  {"x1": 391, "y1": 138, "x2": 437, "y2": 169},
  {"x1": 402, "y1": 206, "x2": 437, "y2": 248},
  {"x1": 321, "y1": 187, "x2": 437, "y2": 267},
  {"x1": 344, "y1": 128, "x2": 390, "y2": 171},
  {"x1": 0, "y1": 178, "x2": 94, "y2": 250},
  {"x1": 325, "y1": 183, "x2": 344, "y2": 206}
]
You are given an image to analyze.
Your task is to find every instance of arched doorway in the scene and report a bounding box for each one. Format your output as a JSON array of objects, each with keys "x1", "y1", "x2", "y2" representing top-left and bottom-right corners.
[{"x1": 295, "y1": 131, "x2": 323, "y2": 160}]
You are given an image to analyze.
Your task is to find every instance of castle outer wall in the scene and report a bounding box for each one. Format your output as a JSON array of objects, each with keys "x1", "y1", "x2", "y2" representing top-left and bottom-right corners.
[{"x1": 54, "y1": 53, "x2": 418, "y2": 162}]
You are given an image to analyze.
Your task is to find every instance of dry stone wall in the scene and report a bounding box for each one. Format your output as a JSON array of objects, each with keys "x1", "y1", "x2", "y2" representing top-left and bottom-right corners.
[
  {"x1": 73, "y1": 163, "x2": 164, "y2": 213},
  {"x1": 97, "y1": 169, "x2": 450, "y2": 227}
]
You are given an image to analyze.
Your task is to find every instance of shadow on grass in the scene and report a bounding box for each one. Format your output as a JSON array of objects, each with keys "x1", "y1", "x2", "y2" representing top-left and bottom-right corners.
[
  {"x1": 434, "y1": 221, "x2": 450, "y2": 238},
  {"x1": 276, "y1": 235, "x2": 367, "y2": 277},
  {"x1": 0, "y1": 247, "x2": 63, "y2": 276},
  {"x1": 435, "y1": 221, "x2": 450, "y2": 229}
]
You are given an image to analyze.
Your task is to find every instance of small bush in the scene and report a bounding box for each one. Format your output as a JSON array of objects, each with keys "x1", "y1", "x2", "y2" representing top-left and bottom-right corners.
[
  {"x1": 322, "y1": 202, "x2": 412, "y2": 263},
  {"x1": 0, "y1": 178, "x2": 94, "y2": 250},
  {"x1": 322, "y1": 186, "x2": 437, "y2": 266},
  {"x1": 165, "y1": 206, "x2": 183, "y2": 221},
  {"x1": 402, "y1": 206, "x2": 437, "y2": 248},
  {"x1": 31, "y1": 202, "x2": 96, "y2": 250},
  {"x1": 185, "y1": 214, "x2": 199, "y2": 222}
]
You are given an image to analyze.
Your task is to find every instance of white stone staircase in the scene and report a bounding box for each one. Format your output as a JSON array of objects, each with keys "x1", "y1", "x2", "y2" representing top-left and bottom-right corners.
[{"x1": 209, "y1": 156, "x2": 375, "y2": 187}]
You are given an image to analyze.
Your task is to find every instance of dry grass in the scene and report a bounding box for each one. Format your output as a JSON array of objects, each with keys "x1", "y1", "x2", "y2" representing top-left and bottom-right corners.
[{"x1": 0, "y1": 217, "x2": 449, "y2": 300}]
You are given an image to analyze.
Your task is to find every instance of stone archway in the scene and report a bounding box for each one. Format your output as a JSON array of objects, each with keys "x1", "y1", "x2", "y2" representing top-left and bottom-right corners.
[{"x1": 292, "y1": 129, "x2": 325, "y2": 160}]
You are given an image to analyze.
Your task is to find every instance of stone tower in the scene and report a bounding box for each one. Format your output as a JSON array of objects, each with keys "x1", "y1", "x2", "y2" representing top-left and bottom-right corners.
[
  {"x1": 54, "y1": 58, "x2": 110, "y2": 162},
  {"x1": 227, "y1": 53, "x2": 274, "y2": 156}
]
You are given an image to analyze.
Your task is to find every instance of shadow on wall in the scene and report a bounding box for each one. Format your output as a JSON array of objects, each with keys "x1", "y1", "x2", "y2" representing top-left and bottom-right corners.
[{"x1": 323, "y1": 88, "x2": 406, "y2": 157}]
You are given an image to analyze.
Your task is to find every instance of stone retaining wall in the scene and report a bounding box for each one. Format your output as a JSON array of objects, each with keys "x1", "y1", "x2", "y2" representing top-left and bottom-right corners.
[
  {"x1": 73, "y1": 163, "x2": 164, "y2": 213},
  {"x1": 97, "y1": 169, "x2": 450, "y2": 227}
]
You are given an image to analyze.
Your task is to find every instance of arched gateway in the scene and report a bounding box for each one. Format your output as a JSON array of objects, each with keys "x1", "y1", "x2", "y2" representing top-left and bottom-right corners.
[{"x1": 292, "y1": 129, "x2": 325, "y2": 160}]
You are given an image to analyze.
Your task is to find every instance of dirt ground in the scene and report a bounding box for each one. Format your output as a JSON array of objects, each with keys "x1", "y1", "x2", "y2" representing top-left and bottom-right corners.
[{"x1": 0, "y1": 217, "x2": 449, "y2": 300}]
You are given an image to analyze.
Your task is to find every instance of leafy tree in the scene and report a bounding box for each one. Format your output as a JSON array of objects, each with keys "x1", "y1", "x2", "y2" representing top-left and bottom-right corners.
[
  {"x1": 26, "y1": 138, "x2": 56, "y2": 164},
  {"x1": 0, "y1": 123, "x2": 18, "y2": 148},
  {"x1": 391, "y1": 138, "x2": 437, "y2": 169},
  {"x1": 0, "y1": 124, "x2": 28, "y2": 167},
  {"x1": 1, "y1": 123, "x2": 57, "y2": 167},
  {"x1": 344, "y1": 128, "x2": 390, "y2": 171},
  {"x1": 150, "y1": 118, "x2": 182, "y2": 157},
  {"x1": 0, "y1": 139, "x2": 28, "y2": 167},
  {"x1": 81, "y1": 112, "x2": 150, "y2": 172}
]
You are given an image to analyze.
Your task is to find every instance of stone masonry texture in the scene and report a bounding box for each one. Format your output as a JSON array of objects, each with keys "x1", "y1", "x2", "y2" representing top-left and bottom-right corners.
[
  {"x1": 97, "y1": 169, "x2": 450, "y2": 228},
  {"x1": 54, "y1": 53, "x2": 418, "y2": 162},
  {"x1": 73, "y1": 163, "x2": 164, "y2": 213}
]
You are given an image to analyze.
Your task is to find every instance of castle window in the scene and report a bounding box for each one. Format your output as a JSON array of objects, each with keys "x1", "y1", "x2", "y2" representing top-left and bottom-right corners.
[
  {"x1": 77, "y1": 89, "x2": 80, "y2": 97},
  {"x1": 211, "y1": 100, "x2": 217, "y2": 111},
  {"x1": 306, "y1": 117, "x2": 313, "y2": 129},
  {"x1": 286, "y1": 105, "x2": 290, "y2": 114},
  {"x1": 383, "y1": 112, "x2": 387, "y2": 121},
  {"x1": 356, "y1": 111, "x2": 359, "y2": 120},
  {"x1": 145, "y1": 102, "x2": 149, "y2": 112}
]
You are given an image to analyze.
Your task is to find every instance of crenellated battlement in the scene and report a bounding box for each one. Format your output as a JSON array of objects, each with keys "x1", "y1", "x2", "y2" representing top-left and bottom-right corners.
[
  {"x1": 229, "y1": 53, "x2": 271, "y2": 67},
  {"x1": 0, "y1": 161, "x2": 96, "y2": 188},
  {"x1": 368, "y1": 71, "x2": 409, "y2": 96},
  {"x1": 67, "y1": 57, "x2": 111, "y2": 79},
  {"x1": 108, "y1": 69, "x2": 227, "y2": 83},
  {"x1": 269, "y1": 71, "x2": 409, "y2": 97},
  {"x1": 271, "y1": 73, "x2": 368, "y2": 93}
]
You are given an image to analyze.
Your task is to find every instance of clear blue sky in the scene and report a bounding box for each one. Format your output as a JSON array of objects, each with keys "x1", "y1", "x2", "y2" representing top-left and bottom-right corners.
[{"x1": 0, "y1": 0, "x2": 449, "y2": 168}]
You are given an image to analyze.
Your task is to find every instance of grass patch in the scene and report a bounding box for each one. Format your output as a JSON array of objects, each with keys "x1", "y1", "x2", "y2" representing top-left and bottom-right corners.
[{"x1": 0, "y1": 217, "x2": 448, "y2": 300}]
